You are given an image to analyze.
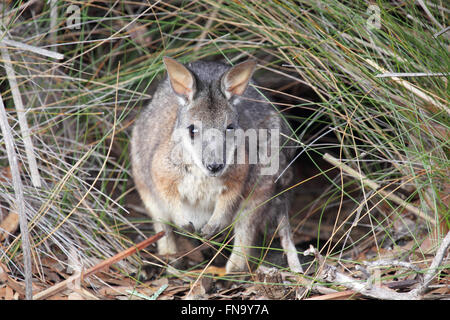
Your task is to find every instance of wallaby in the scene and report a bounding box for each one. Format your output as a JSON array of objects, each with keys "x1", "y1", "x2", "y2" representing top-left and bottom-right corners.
[{"x1": 131, "y1": 57, "x2": 302, "y2": 274}]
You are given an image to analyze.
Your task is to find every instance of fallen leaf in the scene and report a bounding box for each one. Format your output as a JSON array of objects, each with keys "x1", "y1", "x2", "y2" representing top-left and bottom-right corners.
[
  {"x1": 4, "y1": 286, "x2": 13, "y2": 300},
  {"x1": 67, "y1": 292, "x2": 84, "y2": 300},
  {"x1": 0, "y1": 212, "x2": 19, "y2": 241},
  {"x1": 163, "y1": 285, "x2": 189, "y2": 297},
  {"x1": 47, "y1": 294, "x2": 68, "y2": 300},
  {"x1": 0, "y1": 287, "x2": 6, "y2": 299},
  {"x1": 187, "y1": 266, "x2": 227, "y2": 277},
  {"x1": 98, "y1": 285, "x2": 134, "y2": 297},
  {"x1": 150, "y1": 277, "x2": 169, "y2": 287},
  {"x1": 0, "y1": 263, "x2": 9, "y2": 282},
  {"x1": 6, "y1": 276, "x2": 25, "y2": 298},
  {"x1": 306, "y1": 290, "x2": 358, "y2": 300},
  {"x1": 0, "y1": 166, "x2": 13, "y2": 183}
]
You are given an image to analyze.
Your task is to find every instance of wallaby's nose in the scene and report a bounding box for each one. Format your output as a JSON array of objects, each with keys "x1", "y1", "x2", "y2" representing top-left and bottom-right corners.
[{"x1": 206, "y1": 163, "x2": 224, "y2": 174}]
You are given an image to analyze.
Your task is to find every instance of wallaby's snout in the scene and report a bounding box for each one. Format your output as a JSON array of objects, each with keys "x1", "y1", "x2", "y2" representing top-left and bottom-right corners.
[
  {"x1": 200, "y1": 127, "x2": 230, "y2": 176},
  {"x1": 206, "y1": 162, "x2": 224, "y2": 174},
  {"x1": 163, "y1": 56, "x2": 256, "y2": 178}
]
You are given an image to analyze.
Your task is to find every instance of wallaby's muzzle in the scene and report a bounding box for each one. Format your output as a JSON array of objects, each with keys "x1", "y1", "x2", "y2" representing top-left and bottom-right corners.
[{"x1": 206, "y1": 163, "x2": 224, "y2": 174}]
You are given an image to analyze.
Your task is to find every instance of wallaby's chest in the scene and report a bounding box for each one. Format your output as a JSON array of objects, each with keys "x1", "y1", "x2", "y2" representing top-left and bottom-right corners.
[
  {"x1": 177, "y1": 169, "x2": 226, "y2": 209},
  {"x1": 171, "y1": 168, "x2": 226, "y2": 230}
]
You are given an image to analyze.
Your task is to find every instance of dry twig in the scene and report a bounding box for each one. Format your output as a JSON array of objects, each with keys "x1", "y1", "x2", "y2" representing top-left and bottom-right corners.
[
  {"x1": 0, "y1": 93, "x2": 33, "y2": 299},
  {"x1": 409, "y1": 230, "x2": 450, "y2": 299},
  {"x1": 304, "y1": 230, "x2": 450, "y2": 300},
  {"x1": 32, "y1": 231, "x2": 165, "y2": 300},
  {"x1": 0, "y1": 38, "x2": 64, "y2": 60},
  {"x1": 0, "y1": 42, "x2": 42, "y2": 187},
  {"x1": 365, "y1": 58, "x2": 449, "y2": 115}
]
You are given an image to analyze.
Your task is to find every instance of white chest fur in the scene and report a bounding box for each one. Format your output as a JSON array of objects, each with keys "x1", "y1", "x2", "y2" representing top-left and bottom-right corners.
[{"x1": 172, "y1": 166, "x2": 227, "y2": 230}]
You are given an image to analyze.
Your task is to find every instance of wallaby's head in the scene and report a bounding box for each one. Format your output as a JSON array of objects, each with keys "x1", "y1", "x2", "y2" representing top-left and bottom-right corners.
[{"x1": 163, "y1": 57, "x2": 256, "y2": 177}]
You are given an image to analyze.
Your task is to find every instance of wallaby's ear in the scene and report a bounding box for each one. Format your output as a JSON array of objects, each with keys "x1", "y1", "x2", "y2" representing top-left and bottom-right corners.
[
  {"x1": 221, "y1": 59, "x2": 257, "y2": 99},
  {"x1": 163, "y1": 57, "x2": 196, "y2": 103}
]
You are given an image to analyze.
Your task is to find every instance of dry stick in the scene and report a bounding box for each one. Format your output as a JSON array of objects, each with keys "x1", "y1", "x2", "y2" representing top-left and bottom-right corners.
[
  {"x1": 32, "y1": 231, "x2": 165, "y2": 300},
  {"x1": 304, "y1": 246, "x2": 408, "y2": 300},
  {"x1": 0, "y1": 38, "x2": 64, "y2": 60},
  {"x1": 82, "y1": 232, "x2": 165, "y2": 279},
  {"x1": 305, "y1": 289, "x2": 358, "y2": 300},
  {"x1": 365, "y1": 58, "x2": 449, "y2": 116},
  {"x1": 305, "y1": 230, "x2": 450, "y2": 300},
  {"x1": 0, "y1": 93, "x2": 33, "y2": 299},
  {"x1": 409, "y1": 230, "x2": 450, "y2": 299},
  {"x1": 434, "y1": 26, "x2": 450, "y2": 38},
  {"x1": 376, "y1": 72, "x2": 450, "y2": 78},
  {"x1": 0, "y1": 43, "x2": 42, "y2": 187},
  {"x1": 49, "y1": 0, "x2": 58, "y2": 52},
  {"x1": 364, "y1": 259, "x2": 420, "y2": 273},
  {"x1": 416, "y1": 0, "x2": 444, "y2": 29},
  {"x1": 322, "y1": 153, "x2": 436, "y2": 226}
]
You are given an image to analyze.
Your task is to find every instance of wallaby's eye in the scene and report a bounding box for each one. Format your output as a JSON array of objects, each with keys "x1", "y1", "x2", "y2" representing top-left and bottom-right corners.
[
  {"x1": 226, "y1": 124, "x2": 235, "y2": 131},
  {"x1": 187, "y1": 124, "x2": 198, "y2": 139}
]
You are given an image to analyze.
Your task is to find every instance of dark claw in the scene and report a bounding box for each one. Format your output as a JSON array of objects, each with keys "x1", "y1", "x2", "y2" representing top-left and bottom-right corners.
[
  {"x1": 181, "y1": 221, "x2": 195, "y2": 233},
  {"x1": 201, "y1": 223, "x2": 221, "y2": 239}
]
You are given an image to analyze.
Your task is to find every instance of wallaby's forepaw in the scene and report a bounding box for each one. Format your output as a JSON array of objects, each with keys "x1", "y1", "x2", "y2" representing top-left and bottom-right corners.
[
  {"x1": 200, "y1": 222, "x2": 223, "y2": 239},
  {"x1": 180, "y1": 221, "x2": 195, "y2": 234}
]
